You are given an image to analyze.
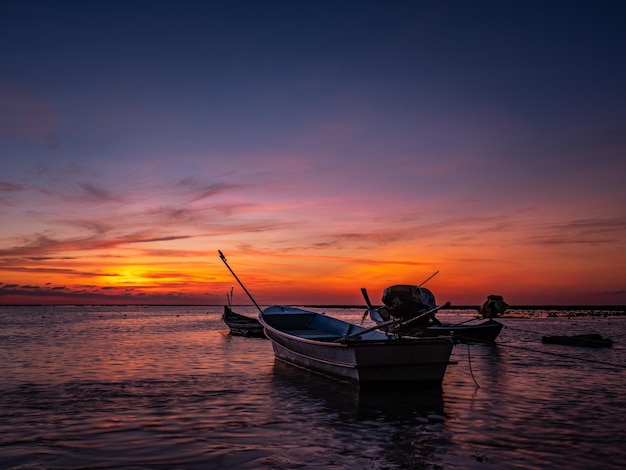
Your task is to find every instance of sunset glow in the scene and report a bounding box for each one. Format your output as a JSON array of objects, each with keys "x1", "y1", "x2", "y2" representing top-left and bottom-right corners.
[{"x1": 1, "y1": 2, "x2": 625, "y2": 306}]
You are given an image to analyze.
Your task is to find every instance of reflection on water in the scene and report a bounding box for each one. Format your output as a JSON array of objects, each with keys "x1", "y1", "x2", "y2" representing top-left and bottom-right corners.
[
  {"x1": 270, "y1": 360, "x2": 450, "y2": 469},
  {"x1": 0, "y1": 306, "x2": 625, "y2": 469},
  {"x1": 272, "y1": 360, "x2": 445, "y2": 419},
  {"x1": 442, "y1": 332, "x2": 626, "y2": 469}
]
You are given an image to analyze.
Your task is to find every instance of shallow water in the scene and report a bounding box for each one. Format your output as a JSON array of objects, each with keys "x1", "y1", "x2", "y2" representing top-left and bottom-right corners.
[{"x1": 1, "y1": 305, "x2": 625, "y2": 469}]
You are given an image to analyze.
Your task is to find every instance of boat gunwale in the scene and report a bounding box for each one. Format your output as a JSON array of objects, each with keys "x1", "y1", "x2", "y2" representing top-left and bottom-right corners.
[{"x1": 259, "y1": 315, "x2": 456, "y2": 347}]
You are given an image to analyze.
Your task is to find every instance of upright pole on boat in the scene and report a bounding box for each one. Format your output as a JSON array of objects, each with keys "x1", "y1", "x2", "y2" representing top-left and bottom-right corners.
[
  {"x1": 226, "y1": 285, "x2": 234, "y2": 309},
  {"x1": 218, "y1": 250, "x2": 263, "y2": 315},
  {"x1": 419, "y1": 270, "x2": 439, "y2": 286}
]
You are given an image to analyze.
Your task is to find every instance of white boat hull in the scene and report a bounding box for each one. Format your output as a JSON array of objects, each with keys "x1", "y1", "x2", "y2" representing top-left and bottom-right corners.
[{"x1": 260, "y1": 306, "x2": 455, "y2": 384}]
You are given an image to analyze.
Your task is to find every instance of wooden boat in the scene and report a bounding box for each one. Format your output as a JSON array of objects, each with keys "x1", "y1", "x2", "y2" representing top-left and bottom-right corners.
[
  {"x1": 541, "y1": 333, "x2": 613, "y2": 348},
  {"x1": 258, "y1": 305, "x2": 456, "y2": 385},
  {"x1": 370, "y1": 314, "x2": 504, "y2": 343},
  {"x1": 364, "y1": 286, "x2": 506, "y2": 343},
  {"x1": 222, "y1": 306, "x2": 265, "y2": 338},
  {"x1": 419, "y1": 320, "x2": 504, "y2": 343}
]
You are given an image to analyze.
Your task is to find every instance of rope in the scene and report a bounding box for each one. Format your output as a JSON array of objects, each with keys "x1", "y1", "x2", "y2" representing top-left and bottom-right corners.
[
  {"x1": 493, "y1": 341, "x2": 626, "y2": 369},
  {"x1": 501, "y1": 324, "x2": 547, "y2": 336},
  {"x1": 466, "y1": 343, "x2": 480, "y2": 388},
  {"x1": 485, "y1": 323, "x2": 625, "y2": 368}
]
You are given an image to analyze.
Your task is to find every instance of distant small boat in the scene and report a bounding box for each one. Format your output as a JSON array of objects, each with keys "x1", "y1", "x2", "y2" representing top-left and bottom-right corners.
[
  {"x1": 222, "y1": 306, "x2": 265, "y2": 338},
  {"x1": 541, "y1": 333, "x2": 613, "y2": 348},
  {"x1": 259, "y1": 305, "x2": 456, "y2": 385}
]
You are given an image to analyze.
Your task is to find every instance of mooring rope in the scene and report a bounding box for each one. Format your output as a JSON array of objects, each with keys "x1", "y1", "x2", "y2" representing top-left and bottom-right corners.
[
  {"x1": 492, "y1": 341, "x2": 626, "y2": 369},
  {"x1": 466, "y1": 343, "x2": 480, "y2": 388},
  {"x1": 501, "y1": 324, "x2": 548, "y2": 336},
  {"x1": 449, "y1": 318, "x2": 625, "y2": 369}
]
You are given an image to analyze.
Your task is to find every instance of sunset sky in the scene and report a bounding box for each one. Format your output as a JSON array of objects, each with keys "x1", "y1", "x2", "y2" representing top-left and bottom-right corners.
[{"x1": 1, "y1": 1, "x2": 625, "y2": 306}]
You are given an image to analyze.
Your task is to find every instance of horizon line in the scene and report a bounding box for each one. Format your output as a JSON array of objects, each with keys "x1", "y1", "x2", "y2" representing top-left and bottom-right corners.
[{"x1": 1, "y1": 303, "x2": 625, "y2": 311}]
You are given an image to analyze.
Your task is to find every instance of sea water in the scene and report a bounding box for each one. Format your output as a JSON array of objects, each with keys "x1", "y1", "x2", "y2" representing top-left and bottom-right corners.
[{"x1": 1, "y1": 305, "x2": 625, "y2": 469}]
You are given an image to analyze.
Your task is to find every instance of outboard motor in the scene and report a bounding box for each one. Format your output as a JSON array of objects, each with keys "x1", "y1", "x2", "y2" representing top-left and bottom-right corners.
[
  {"x1": 479, "y1": 294, "x2": 508, "y2": 318},
  {"x1": 381, "y1": 285, "x2": 437, "y2": 326}
]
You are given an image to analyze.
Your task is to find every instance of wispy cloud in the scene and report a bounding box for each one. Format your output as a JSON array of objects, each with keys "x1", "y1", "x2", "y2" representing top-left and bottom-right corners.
[
  {"x1": 0, "y1": 80, "x2": 59, "y2": 149},
  {"x1": 0, "y1": 265, "x2": 116, "y2": 277},
  {"x1": 79, "y1": 183, "x2": 119, "y2": 202},
  {"x1": 0, "y1": 181, "x2": 25, "y2": 192},
  {"x1": 525, "y1": 217, "x2": 626, "y2": 246},
  {"x1": 178, "y1": 178, "x2": 249, "y2": 203},
  {"x1": 0, "y1": 230, "x2": 195, "y2": 258}
]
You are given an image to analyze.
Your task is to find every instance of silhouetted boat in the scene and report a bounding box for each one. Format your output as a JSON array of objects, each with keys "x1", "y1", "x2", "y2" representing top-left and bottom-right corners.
[
  {"x1": 217, "y1": 250, "x2": 455, "y2": 384},
  {"x1": 419, "y1": 320, "x2": 504, "y2": 343},
  {"x1": 541, "y1": 333, "x2": 613, "y2": 348},
  {"x1": 258, "y1": 305, "x2": 456, "y2": 385},
  {"x1": 364, "y1": 285, "x2": 507, "y2": 343},
  {"x1": 222, "y1": 306, "x2": 265, "y2": 338}
]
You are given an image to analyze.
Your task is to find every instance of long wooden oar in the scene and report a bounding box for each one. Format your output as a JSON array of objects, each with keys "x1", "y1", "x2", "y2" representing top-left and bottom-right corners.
[
  {"x1": 396, "y1": 301, "x2": 451, "y2": 329},
  {"x1": 343, "y1": 302, "x2": 450, "y2": 341}
]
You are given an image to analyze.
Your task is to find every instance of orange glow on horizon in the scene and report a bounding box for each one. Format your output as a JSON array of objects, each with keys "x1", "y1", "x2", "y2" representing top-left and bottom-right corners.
[
  {"x1": 1, "y1": 204, "x2": 625, "y2": 306},
  {"x1": 0, "y1": 239, "x2": 624, "y2": 306}
]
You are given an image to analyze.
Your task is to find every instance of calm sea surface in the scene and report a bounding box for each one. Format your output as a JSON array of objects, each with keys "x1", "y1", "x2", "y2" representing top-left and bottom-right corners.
[{"x1": 1, "y1": 305, "x2": 625, "y2": 469}]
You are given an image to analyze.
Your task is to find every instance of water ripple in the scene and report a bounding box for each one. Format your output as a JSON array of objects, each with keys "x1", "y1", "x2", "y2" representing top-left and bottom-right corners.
[{"x1": 1, "y1": 306, "x2": 625, "y2": 469}]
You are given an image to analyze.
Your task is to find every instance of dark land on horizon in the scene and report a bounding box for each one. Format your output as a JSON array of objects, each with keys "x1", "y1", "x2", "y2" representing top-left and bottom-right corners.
[{"x1": 2, "y1": 304, "x2": 625, "y2": 312}]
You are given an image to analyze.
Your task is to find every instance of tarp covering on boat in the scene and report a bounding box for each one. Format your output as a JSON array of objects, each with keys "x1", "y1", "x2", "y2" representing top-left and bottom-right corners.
[{"x1": 381, "y1": 285, "x2": 436, "y2": 320}]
